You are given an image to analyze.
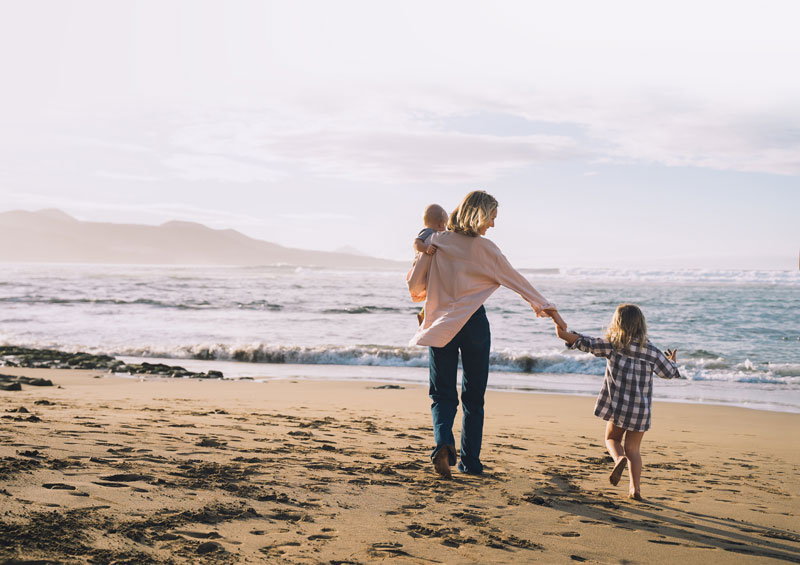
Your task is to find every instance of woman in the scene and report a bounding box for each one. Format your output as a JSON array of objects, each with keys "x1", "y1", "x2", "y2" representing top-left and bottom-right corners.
[{"x1": 407, "y1": 190, "x2": 565, "y2": 478}]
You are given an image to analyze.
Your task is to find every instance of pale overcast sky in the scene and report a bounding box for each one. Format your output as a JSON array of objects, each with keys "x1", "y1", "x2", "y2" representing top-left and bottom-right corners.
[{"x1": 0, "y1": 1, "x2": 798, "y2": 269}]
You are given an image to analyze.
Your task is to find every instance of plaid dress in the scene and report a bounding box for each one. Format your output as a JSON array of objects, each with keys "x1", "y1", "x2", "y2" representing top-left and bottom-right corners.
[{"x1": 570, "y1": 334, "x2": 680, "y2": 432}]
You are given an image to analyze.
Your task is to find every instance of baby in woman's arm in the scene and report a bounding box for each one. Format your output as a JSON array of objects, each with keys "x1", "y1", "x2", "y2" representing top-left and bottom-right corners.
[
  {"x1": 413, "y1": 204, "x2": 448, "y2": 256},
  {"x1": 412, "y1": 204, "x2": 448, "y2": 325}
]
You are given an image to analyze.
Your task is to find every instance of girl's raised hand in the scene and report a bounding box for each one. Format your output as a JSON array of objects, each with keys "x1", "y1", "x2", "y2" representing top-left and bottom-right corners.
[{"x1": 666, "y1": 348, "x2": 678, "y2": 362}]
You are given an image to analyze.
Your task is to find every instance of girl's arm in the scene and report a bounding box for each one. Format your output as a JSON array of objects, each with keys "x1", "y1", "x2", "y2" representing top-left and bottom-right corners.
[
  {"x1": 556, "y1": 325, "x2": 580, "y2": 346},
  {"x1": 559, "y1": 328, "x2": 614, "y2": 359},
  {"x1": 653, "y1": 347, "x2": 682, "y2": 379}
]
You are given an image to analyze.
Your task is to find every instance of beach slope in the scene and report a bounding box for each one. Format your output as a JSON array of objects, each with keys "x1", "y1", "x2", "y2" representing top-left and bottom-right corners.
[{"x1": 1, "y1": 369, "x2": 798, "y2": 563}]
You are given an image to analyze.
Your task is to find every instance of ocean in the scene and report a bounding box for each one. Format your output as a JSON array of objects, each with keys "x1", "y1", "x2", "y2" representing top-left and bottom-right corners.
[{"x1": 1, "y1": 263, "x2": 798, "y2": 413}]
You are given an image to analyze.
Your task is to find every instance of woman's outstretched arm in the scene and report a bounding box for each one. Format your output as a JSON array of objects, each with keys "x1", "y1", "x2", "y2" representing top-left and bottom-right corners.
[{"x1": 491, "y1": 247, "x2": 566, "y2": 330}]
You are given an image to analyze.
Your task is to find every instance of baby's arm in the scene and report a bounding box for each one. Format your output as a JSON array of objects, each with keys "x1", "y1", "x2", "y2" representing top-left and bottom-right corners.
[{"x1": 413, "y1": 237, "x2": 437, "y2": 255}]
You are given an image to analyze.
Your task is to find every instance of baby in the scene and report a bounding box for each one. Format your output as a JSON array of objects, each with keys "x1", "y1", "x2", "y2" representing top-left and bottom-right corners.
[
  {"x1": 412, "y1": 204, "x2": 448, "y2": 325},
  {"x1": 413, "y1": 204, "x2": 448, "y2": 256}
]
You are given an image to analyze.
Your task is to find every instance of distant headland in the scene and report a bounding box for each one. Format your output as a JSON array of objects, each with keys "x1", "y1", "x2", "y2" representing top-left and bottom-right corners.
[{"x1": 0, "y1": 209, "x2": 406, "y2": 269}]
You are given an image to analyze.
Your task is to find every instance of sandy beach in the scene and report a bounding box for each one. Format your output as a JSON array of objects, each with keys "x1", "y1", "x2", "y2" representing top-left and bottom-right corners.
[{"x1": 1, "y1": 368, "x2": 799, "y2": 564}]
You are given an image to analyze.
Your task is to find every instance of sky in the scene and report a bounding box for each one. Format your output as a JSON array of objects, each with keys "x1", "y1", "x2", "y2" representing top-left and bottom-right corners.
[{"x1": 0, "y1": 1, "x2": 798, "y2": 269}]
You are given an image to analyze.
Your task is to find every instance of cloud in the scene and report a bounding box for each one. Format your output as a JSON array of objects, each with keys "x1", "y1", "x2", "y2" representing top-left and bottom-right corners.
[
  {"x1": 494, "y1": 91, "x2": 800, "y2": 176},
  {"x1": 279, "y1": 212, "x2": 354, "y2": 220},
  {"x1": 165, "y1": 110, "x2": 584, "y2": 184},
  {"x1": 93, "y1": 170, "x2": 161, "y2": 182},
  {"x1": 587, "y1": 103, "x2": 800, "y2": 176},
  {"x1": 163, "y1": 153, "x2": 287, "y2": 183},
  {"x1": 266, "y1": 129, "x2": 582, "y2": 183},
  {"x1": 161, "y1": 89, "x2": 800, "y2": 186}
]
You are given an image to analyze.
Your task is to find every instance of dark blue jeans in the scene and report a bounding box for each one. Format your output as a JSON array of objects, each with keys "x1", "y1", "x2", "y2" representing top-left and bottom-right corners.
[{"x1": 429, "y1": 305, "x2": 491, "y2": 474}]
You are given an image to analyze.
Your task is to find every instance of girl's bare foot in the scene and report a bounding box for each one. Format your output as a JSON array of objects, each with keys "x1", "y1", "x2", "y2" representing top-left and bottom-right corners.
[
  {"x1": 609, "y1": 456, "x2": 627, "y2": 486},
  {"x1": 629, "y1": 490, "x2": 642, "y2": 501}
]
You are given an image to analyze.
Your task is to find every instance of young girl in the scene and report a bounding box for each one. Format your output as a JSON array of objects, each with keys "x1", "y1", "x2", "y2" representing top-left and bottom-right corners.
[{"x1": 555, "y1": 304, "x2": 681, "y2": 500}]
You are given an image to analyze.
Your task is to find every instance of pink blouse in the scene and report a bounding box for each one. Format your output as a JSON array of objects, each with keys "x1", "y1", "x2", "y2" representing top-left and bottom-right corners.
[{"x1": 407, "y1": 230, "x2": 556, "y2": 347}]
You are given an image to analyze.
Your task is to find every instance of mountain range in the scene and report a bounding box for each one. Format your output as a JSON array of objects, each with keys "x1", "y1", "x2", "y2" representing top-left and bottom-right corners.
[{"x1": 0, "y1": 209, "x2": 406, "y2": 269}]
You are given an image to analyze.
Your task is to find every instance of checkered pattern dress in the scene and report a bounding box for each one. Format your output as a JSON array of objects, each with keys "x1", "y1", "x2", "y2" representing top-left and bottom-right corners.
[{"x1": 570, "y1": 334, "x2": 680, "y2": 432}]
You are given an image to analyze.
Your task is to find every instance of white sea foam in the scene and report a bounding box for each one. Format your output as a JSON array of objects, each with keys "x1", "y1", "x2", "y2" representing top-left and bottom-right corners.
[
  {"x1": 7, "y1": 339, "x2": 798, "y2": 389},
  {"x1": 539, "y1": 268, "x2": 800, "y2": 286}
]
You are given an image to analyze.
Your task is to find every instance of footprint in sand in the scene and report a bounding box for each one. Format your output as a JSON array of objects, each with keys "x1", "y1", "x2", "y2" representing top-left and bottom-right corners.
[
  {"x1": 99, "y1": 473, "x2": 153, "y2": 482},
  {"x1": 544, "y1": 531, "x2": 581, "y2": 537},
  {"x1": 43, "y1": 483, "x2": 76, "y2": 490},
  {"x1": 367, "y1": 542, "x2": 413, "y2": 558},
  {"x1": 174, "y1": 530, "x2": 223, "y2": 539},
  {"x1": 196, "y1": 437, "x2": 227, "y2": 448}
]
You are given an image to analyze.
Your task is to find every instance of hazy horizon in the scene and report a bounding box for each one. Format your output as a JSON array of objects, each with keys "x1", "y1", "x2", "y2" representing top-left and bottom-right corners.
[
  {"x1": 1, "y1": 207, "x2": 795, "y2": 271},
  {"x1": 1, "y1": 1, "x2": 798, "y2": 270}
]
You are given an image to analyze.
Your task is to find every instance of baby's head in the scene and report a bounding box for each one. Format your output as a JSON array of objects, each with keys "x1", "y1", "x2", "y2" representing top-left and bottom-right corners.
[
  {"x1": 606, "y1": 304, "x2": 648, "y2": 351},
  {"x1": 423, "y1": 204, "x2": 448, "y2": 232}
]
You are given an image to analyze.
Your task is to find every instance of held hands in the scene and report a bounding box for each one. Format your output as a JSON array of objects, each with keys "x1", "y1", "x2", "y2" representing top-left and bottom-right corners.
[
  {"x1": 542, "y1": 308, "x2": 567, "y2": 332},
  {"x1": 550, "y1": 315, "x2": 579, "y2": 346}
]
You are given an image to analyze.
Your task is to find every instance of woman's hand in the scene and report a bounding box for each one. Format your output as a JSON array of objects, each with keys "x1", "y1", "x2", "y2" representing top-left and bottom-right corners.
[
  {"x1": 666, "y1": 348, "x2": 678, "y2": 362},
  {"x1": 542, "y1": 308, "x2": 567, "y2": 331}
]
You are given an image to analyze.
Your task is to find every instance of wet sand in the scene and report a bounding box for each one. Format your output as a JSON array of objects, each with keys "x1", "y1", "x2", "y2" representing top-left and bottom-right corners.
[{"x1": 1, "y1": 368, "x2": 799, "y2": 564}]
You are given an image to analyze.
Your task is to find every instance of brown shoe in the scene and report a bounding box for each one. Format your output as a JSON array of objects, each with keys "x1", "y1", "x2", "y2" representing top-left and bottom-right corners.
[
  {"x1": 432, "y1": 448, "x2": 452, "y2": 479},
  {"x1": 609, "y1": 456, "x2": 627, "y2": 486}
]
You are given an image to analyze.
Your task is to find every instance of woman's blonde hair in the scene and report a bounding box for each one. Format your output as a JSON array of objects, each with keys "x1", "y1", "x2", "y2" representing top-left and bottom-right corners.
[
  {"x1": 606, "y1": 304, "x2": 648, "y2": 351},
  {"x1": 448, "y1": 190, "x2": 498, "y2": 237}
]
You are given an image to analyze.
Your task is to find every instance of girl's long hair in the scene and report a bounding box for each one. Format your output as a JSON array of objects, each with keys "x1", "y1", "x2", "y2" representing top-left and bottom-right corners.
[
  {"x1": 606, "y1": 304, "x2": 648, "y2": 351},
  {"x1": 448, "y1": 190, "x2": 498, "y2": 237}
]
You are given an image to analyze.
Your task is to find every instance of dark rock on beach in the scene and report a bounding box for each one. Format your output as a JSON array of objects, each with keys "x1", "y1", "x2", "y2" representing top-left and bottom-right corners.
[
  {"x1": 19, "y1": 377, "x2": 54, "y2": 387},
  {"x1": 0, "y1": 346, "x2": 117, "y2": 371},
  {"x1": 197, "y1": 540, "x2": 225, "y2": 554},
  {"x1": 0, "y1": 346, "x2": 224, "y2": 380},
  {"x1": 0, "y1": 373, "x2": 53, "y2": 390}
]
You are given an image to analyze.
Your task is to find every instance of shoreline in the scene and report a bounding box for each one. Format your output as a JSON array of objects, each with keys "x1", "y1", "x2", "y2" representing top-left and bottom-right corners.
[
  {"x1": 1, "y1": 368, "x2": 799, "y2": 563},
  {"x1": 4, "y1": 345, "x2": 799, "y2": 415},
  {"x1": 117, "y1": 356, "x2": 800, "y2": 415},
  {"x1": 112, "y1": 369, "x2": 800, "y2": 416}
]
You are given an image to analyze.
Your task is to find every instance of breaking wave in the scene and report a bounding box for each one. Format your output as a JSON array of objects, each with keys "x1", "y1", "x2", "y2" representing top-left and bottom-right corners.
[{"x1": 103, "y1": 343, "x2": 800, "y2": 384}]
